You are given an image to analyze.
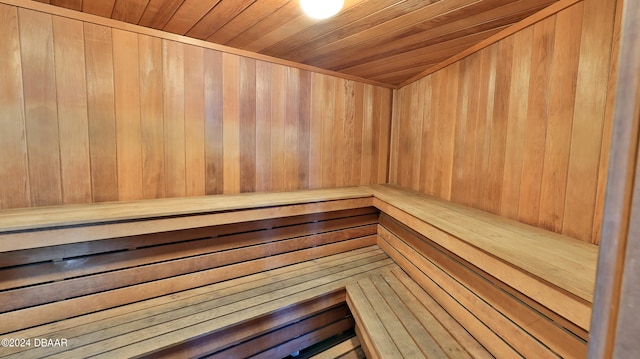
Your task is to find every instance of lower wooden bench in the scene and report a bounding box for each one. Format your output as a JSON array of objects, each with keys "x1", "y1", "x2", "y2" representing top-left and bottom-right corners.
[
  {"x1": 1, "y1": 246, "x2": 394, "y2": 358},
  {"x1": 347, "y1": 268, "x2": 491, "y2": 359}
]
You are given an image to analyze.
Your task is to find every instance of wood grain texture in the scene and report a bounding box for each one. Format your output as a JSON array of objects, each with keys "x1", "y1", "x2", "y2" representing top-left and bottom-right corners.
[
  {"x1": 84, "y1": 23, "x2": 118, "y2": 203},
  {"x1": 0, "y1": 3, "x2": 392, "y2": 209},
  {"x1": 19, "y1": 8, "x2": 63, "y2": 206},
  {"x1": 390, "y1": 0, "x2": 618, "y2": 243},
  {"x1": 0, "y1": 4, "x2": 29, "y2": 209}
]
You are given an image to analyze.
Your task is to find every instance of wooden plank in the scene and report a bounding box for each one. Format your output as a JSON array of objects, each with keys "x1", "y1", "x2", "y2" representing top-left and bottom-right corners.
[
  {"x1": 563, "y1": 0, "x2": 617, "y2": 242},
  {"x1": 309, "y1": 337, "x2": 362, "y2": 359},
  {"x1": 271, "y1": 63, "x2": 287, "y2": 191},
  {"x1": 538, "y1": 2, "x2": 583, "y2": 233},
  {"x1": 138, "y1": 33, "x2": 165, "y2": 200},
  {"x1": 256, "y1": 61, "x2": 273, "y2": 192},
  {"x1": 321, "y1": 75, "x2": 336, "y2": 188},
  {"x1": 334, "y1": 78, "x2": 347, "y2": 188},
  {"x1": 84, "y1": 23, "x2": 118, "y2": 203},
  {"x1": 308, "y1": 72, "x2": 323, "y2": 189},
  {"x1": 52, "y1": 15, "x2": 91, "y2": 205},
  {"x1": 111, "y1": 0, "x2": 149, "y2": 23},
  {"x1": 203, "y1": 49, "x2": 223, "y2": 195},
  {"x1": 0, "y1": 4, "x2": 29, "y2": 209},
  {"x1": 388, "y1": 268, "x2": 494, "y2": 359},
  {"x1": 285, "y1": 67, "x2": 301, "y2": 191},
  {"x1": 81, "y1": 0, "x2": 116, "y2": 17},
  {"x1": 346, "y1": 283, "x2": 402, "y2": 358},
  {"x1": 375, "y1": 87, "x2": 392, "y2": 183},
  {"x1": 112, "y1": 28, "x2": 143, "y2": 201},
  {"x1": 298, "y1": 70, "x2": 312, "y2": 189},
  {"x1": 436, "y1": 62, "x2": 459, "y2": 200},
  {"x1": 163, "y1": 39, "x2": 186, "y2": 197},
  {"x1": 138, "y1": 0, "x2": 185, "y2": 29},
  {"x1": 360, "y1": 85, "x2": 374, "y2": 186},
  {"x1": 500, "y1": 26, "x2": 533, "y2": 218},
  {"x1": 19, "y1": 8, "x2": 62, "y2": 206},
  {"x1": 517, "y1": 15, "x2": 556, "y2": 225},
  {"x1": 185, "y1": 0, "x2": 253, "y2": 40},
  {"x1": 239, "y1": 56, "x2": 256, "y2": 193},
  {"x1": 184, "y1": 44, "x2": 206, "y2": 196},
  {"x1": 485, "y1": 35, "x2": 513, "y2": 213},
  {"x1": 368, "y1": 274, "x2": 450, "y2": 358},
  {"x1": 152, "y1": 292, "x2": 347, "y2": 358},
  {"x1": 162, "y1": 0, "x2": 220, "y2": 34}
]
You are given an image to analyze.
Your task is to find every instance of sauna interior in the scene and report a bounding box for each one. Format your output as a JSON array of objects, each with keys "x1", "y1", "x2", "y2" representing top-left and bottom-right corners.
[{"x1": 0, "y1": 0, "x2": 638, "y2": 358}]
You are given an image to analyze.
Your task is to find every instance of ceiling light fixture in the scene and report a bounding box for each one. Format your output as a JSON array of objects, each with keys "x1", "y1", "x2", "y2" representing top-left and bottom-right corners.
[{"x1": 300, "y1": 0, "x2": 344, "y2": 20}]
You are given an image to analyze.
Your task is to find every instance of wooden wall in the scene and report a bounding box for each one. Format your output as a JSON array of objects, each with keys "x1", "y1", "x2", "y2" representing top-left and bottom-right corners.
[
  {"x1": 389, "y1": 0, "x2": 618, "y2": 244},
  {"x1": 0, "y1": 3, "x2": 392, "y2": 209}
]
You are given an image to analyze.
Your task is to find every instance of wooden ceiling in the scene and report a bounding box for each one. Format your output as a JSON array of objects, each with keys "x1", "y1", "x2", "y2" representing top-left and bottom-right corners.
[{"x1": 35, "y1": 0, "x2": 559, "y2": 86}]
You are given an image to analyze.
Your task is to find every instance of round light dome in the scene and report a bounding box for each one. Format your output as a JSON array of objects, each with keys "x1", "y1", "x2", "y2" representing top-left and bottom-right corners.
[{"x1": 300, "y1": 0, "x2": 344, "y2": 20}]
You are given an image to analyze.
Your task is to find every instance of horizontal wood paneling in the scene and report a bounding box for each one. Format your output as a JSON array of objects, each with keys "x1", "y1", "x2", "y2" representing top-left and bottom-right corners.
[
  {"x1": 0, "y1": 2, "x2": 392, "y2": 209},
  {"x1": 390, "y1": 0, "x2": 617, "y2": 244}
]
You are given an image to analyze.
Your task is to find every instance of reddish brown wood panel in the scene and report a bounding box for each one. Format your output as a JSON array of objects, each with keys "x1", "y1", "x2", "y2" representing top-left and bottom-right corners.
[
  {"x1": 0, "y1": 3, "x2": 392, "y2": 209},
  {"x1": 390, "y1": 0, "x2": 617, "y2": 244}
]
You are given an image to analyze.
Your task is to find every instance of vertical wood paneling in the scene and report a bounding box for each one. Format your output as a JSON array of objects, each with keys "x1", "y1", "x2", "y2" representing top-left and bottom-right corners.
[
  {"x1": 501, "y1": 26, "x2": 533, "y2": 219},
  {"x1": 163, "y1": 40, "x2": 186, "y2": 197},
  {"x1": 203, "y1": 49, "x2": 223, "y2": 195},
  {"x1": 297, "y1": 70, "x2": 311, "y2": 189},
  {"x1": 19, "y1": 8, "x2": 62, "y2": 207},
  {"x1": 52, "y1": 16, "x2": 92, "y2": 205},
  {"x1": 517, "y1": 16, "x2": 556, "y2": 224},
  {"x1": 563, "y1": 0, "x2": 617, "y2": 241},
  {"x1": 270, "y1": 63, "x2": 286, "y2": 191},
  {"x1": 0, "y1": 4, "x2": 29, "y2": 209},
  {"x1": 84, "y1": 23, "x2": 118, "y2": 203},
  {"x1": 222, "y1": 53, "x2": 241, "y2": 194},
  {"x1": 256, "y1": 61, "x2": 272, "y2": 192},
  {"x1": 485, "y1": 36, "x2": 513, "y2": 213},
  {"x1": 321, "y1": 76, "x2": 336, "y2": 188},
  {"x1": 284, "y1": 67, "x2": 300, "y2": 191},
  {"x1": 138, "y1": 34, "x2": 165, "y2": 200},
  {"x1": 390, "y1": 0, "x2": 617, "y2": 243},
  {"x1": 375, "y1": 86, "x2": 392, "y2": 183},
  {"x1": 360, "y1": 84, "x2": 374, "y2": 185},
  {"x1": 184, "y1": 45, "x2": 206, "y2": 196},
  {"x1": 240, "y1": 56, "x2": 257, "y2": 193},
  {"x1": 0, "y1": 2, "x2": 392, "y2": 209},
  {"x1": 539, "y1": 2, "x2": 584, "y2": 233},
  {"x1": 112, "y1": 28, "x2": 142, "y2": 201},
  {"x1": 308, "y1": 72, "x2": 322, "y2": 189}
]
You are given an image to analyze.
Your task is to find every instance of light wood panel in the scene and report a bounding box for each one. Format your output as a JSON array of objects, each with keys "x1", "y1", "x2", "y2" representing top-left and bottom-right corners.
[
  {"x1": 0, "y1": 2, "x2": 392, "y2": 209},
  {"x1": 390, "y1": 0, "x2": 618, "y2": 243}
]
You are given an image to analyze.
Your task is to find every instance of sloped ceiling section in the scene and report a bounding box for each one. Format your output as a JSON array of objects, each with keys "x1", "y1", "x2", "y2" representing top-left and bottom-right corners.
[{"x1": 37, "y1": 0, "x2": 558, "y2": 86}]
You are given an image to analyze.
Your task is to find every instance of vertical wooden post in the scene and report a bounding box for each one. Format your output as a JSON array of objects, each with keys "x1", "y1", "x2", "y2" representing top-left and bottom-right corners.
[{"x1": 588, "y1": 0, "x2": 640, "y2": 357}]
